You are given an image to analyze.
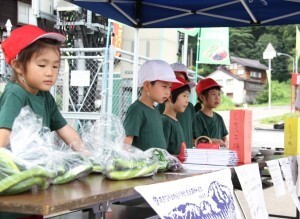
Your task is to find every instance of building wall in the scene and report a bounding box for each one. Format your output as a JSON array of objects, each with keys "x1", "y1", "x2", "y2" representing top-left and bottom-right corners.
[
  {"x1": 209, "y1": 70, "x2": 245, "y2": 105},
  {"x1": 122, "y1": 25, "x2": 178, "y2": 63}
]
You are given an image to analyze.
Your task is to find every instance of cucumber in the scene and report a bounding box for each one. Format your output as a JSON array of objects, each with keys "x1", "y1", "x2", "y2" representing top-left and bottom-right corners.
[
  {"x1": 107, "y1": 162, "x2": 158, "y2": 180},
  {"x1": 53, "y1": 164, "x2": 93, "y2": 184},
  {"x1": 113, "y1": 159, "x2": 152, "y2": 170},
  {"x1": 1, "y1": 177, "x2": 47, "y2": 195},
  {"x1": 0, "y1": 148, "x2": 20, "y2": 172},
  {"x1": 92, "y1": 165, "x2": 103, "y2": 173},
  {"x1": 0, "y1": 167, "x2": 54, "y2": 192}
]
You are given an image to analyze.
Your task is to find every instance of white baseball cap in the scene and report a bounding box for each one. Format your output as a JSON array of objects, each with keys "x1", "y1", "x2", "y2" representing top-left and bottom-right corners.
[
  {"x1": 138, "y1": 60, "x2": 182, "y2": 87},
  {"x1": 170, "y1": 62, "x2": 188, "y2": 74}
]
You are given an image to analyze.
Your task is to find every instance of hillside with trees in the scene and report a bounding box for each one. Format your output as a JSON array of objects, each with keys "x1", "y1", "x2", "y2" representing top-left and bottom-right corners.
[{"x1": 188, "y1": 25, "x2": 298, "y2": 82}]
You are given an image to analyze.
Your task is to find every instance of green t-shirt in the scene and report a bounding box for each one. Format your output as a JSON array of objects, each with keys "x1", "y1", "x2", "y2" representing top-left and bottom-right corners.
[
  {"x1": 193, "y1": 111, "x2": 228, "y2": 140},
  {"x1": 161, "y1": 114, "x2": 186, "y2": 155},
  {"x1": 0, "y1": 82, "x2": 67, "y2": 131},
  {"x1": 156, "y1": 102, "x2": 195, "y2": 148},
  {"x1": 123, "y1": 100, "x2": 167, "y2": 151}
]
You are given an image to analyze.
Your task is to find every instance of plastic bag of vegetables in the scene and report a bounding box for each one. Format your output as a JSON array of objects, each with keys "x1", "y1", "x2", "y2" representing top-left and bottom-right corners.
[
  {"x1": 80, "y1": 113, "x2": 128, "y2": 174},
  {"x1": 10, "y1": 106, "x2": 93, "y2": 184},
  {"x1": 145, "y1": 148, "x2": 183, "y2": 172},
  {"x1": 81, "y1": 113, "x2": 159, "y2": 180},
  {"x1": 0, "y1": 148, "x2": 55, "y2": 195},
  {"x1": 102, "y1": 145, "x2": 159, "y2": 180},
  {"x1": 48, "y1": 147, "x2": 93, "y2": 184}
]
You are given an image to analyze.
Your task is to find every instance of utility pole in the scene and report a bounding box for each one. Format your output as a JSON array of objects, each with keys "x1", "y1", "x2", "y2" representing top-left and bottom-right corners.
[{"x1": 263, "y1": 43, "x2": 276, "y2": 111}]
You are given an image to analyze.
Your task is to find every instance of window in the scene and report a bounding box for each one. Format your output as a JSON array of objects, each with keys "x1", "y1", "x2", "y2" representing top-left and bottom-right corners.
[
  {"x1": 250, "y1": 71, "x2": 262, "y2": 78},
  {"x1": 237, "y1": 69, "x2": 244, "y2": 75},
  {"x1": 216, "y1": 80, "x2": 223, "y2": 86},
  {"x1": 226, "y1": 79, "x2": 233, "y2": 85}
]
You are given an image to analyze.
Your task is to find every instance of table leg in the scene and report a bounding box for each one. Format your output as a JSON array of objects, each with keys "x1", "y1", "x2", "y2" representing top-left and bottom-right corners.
[{"x1": 87, "y1": 201, "x2": 109, "y2": 219}]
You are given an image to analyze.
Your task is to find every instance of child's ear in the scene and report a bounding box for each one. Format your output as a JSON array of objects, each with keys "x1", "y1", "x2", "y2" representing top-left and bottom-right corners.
[
  {"x1": 11, "y1": 60, "x2": 23, "y2": 75},
  {"x1": 198, "y1": 94, "x2": 205, "y2": 102},
  {"x1": 143, "y1": 81, "x2": 151, "y2": 91}
]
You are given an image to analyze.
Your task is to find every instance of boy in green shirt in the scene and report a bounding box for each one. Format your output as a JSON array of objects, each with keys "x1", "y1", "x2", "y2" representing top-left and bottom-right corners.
[
  {"x1": 123, "y1": 60, "x2": 181, "y2": 151},
  {"x1": 193, "y1": 78, "x2": 228, "y2": 147}
]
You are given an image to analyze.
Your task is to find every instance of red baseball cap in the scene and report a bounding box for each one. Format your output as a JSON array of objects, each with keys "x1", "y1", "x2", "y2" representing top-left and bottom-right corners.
[
  {"x1": 171, "y1": 76, "x2": 196, "y2": 92},
  {"x1": 1, "y1": 25, "x2": 66, "y2": 65},
  {"x1": 196, "y1": 78, "x2": 222, "y2": 95}
]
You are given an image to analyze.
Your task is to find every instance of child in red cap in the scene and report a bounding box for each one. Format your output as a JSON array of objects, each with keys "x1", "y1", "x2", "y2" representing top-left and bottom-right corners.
[
  {"x1": 162, "y1": 77, "x2": 194, "y2": 155},
  {"x1": 157, "y1": 63, "x2": 196, "y2": 148},
  {"x1": 193, "y1": 78, "x2": 228, "y2": 147},
  {"x1": 0, "y1": 25, "x2": 87, "y2": 153}
]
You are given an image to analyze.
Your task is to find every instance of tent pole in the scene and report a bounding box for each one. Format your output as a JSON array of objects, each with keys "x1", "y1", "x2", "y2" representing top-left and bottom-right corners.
[
  {"x1": 195, "y1": 28, "x2": 201, "y2": 104},
  {"x1": 132, "y1": 28, "x2": 140, "y2": 103},
  {"x1": 183, "y1": 33, "x2": 188, "y2": 66},
  {"x1": 101, "y1": 19, "x2": 112, "y2": 113}
]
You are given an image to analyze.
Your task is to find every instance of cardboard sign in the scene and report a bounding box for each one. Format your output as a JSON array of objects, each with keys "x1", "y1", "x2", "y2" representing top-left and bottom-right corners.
[
  {"x1": 234, "y1": 163, "x2": 269, "y2": 219},
  {"x1": 135, "y1": 168, "x2": 242, "y2": 219},
  {"x1": 284, "y1": 117, "x2": 300, "y2": 155},
  {"x1": 229, "y1": 110, "x2": 252, "y2": 163}
]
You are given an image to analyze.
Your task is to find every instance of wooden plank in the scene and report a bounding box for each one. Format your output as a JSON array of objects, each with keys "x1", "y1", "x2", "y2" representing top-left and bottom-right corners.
[{"x1": 0, "y1": 169, "x2": 205, "y2": 216}]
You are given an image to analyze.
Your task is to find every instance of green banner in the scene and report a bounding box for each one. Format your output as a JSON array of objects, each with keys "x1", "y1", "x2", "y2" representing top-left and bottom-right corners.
[
  {"x1": 178, "y1": 28, "x2": 200, "y2": 36},
  {"x1": 198, "y1": 27, "x2": 230, "y2": 65}
]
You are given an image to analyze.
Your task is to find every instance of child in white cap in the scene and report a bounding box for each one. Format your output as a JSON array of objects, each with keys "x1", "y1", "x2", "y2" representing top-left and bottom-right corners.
[
  {"x1": 0, "y1": 25, "x2": 87, "y2": 153},
  {"x1": 157, "y1": 62, "x2": 196, "y2": 148},
  {"x1": 162, "y1": 77, "x2": 194, "y2": 155},
  {"x1": 123, "y1": 60, "x2": 181, "y2": 151}
]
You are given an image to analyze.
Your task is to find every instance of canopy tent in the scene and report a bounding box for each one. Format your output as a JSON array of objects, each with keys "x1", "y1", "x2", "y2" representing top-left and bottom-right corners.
[
  {"x1": 69, "y1": 0, "x2": 300, "y2": 28},
  {"x1": 68, "y1": 0, "x2": 300, "y2": 111}
]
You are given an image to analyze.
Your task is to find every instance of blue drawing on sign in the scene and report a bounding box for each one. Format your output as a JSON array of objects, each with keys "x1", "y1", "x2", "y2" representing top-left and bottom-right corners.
[{"x1": 164, "y1": 181, "x2": 237, "y2": 219}]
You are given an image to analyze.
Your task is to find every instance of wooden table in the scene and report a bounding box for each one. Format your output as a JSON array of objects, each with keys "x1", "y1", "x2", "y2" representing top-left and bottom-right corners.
[{"x1": 0, "y1": 169, "x2": 210, "y2": 218}]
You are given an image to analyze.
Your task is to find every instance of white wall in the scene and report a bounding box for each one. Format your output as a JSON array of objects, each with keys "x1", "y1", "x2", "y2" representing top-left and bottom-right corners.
[
  {"x1": 122, "y1": 26, "x2": 178, "y2": 64},
  {"x1": 209, "y1": 70, "x2": 245, "y2": 104}
]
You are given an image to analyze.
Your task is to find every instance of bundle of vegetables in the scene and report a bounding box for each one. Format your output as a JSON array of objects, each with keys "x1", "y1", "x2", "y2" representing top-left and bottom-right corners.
[
  {"x1": 80, "y1": 114, "x2": 126, "y2": 174},
  {"x1": 145, "y1": 148, "x2": 183, "y2": 172},
  {"x1": 48, "y1": 149, "x2": 93, "y2": 184},
  {"x1": 0, "y1": 148, "x2": 55, "y2": 195},
  {"x1": 102, "y1": 147, "x2": 159, "y2": 180},
  {"x1": 9, "y1": 106, "x2": 93, "y2": 185}
]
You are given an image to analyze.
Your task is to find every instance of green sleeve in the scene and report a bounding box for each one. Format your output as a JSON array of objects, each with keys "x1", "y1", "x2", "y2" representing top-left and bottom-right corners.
[
  {"x1": 0, "y1": 93, "x2": 24, "y2": 129},
  {"x1": 48, "y1": 93, "x2": 67, "y2": 131},
  {"x1": 162, "y1": 117, "x2": 171, "y2": 146},
  {"x1": 123, "y1": 105, "x2": 143, "y2": 137},
  {"x1": 193, "y1": 113, "x2": 205, "y2": 138}
]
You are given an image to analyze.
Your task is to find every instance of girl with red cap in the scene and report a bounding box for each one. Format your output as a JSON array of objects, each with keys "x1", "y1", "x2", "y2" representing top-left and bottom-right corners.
[
  {"x1": 157, "y1": 63, "x2": 196, "y2": 149},
  {"x1": 193, "y1": 78, "x2": 228, "y2": 147},
  {"x1": 0, "y1": 25, "x2": 87, "y2": 153},
  {"x1": 162, "y1": 77, "x2": 194, "y2": 155}
]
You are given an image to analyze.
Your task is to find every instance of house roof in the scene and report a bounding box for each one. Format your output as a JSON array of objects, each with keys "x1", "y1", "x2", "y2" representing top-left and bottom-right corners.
[
  {"x1": 209, "y1": 66, "x2": 264, "y2": 84},
  {"x1": 230, "y1": 56, "x2": 268, "y2": 70}
]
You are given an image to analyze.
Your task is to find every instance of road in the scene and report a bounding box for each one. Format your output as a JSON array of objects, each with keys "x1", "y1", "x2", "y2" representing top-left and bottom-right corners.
[{"x1": 216, "y1": 105, "x2": 290, "y2": 149}]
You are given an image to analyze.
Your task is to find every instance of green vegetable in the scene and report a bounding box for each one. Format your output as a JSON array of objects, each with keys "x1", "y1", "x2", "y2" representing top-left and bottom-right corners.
[
  {"x1": 92, "y1": 165, "x2": 103, "y2": 173},
  {"x1": 0, "y1": 167, "x2": 54, "y2": 192},
  {"x1": 113, "y1": 159, "x2": 153, "y2": 170},
  {"x1": 0, "y1": 148, "x2": 20, "y2": 172},
  {"x1": 1, "y1": 177, "x2": 47, "y2": 195},
  {"x1": 107, "y1": 162, "x2": 158, "y2": 180},
  {"x1": 53, "y1": 164, "x2": 93, "y2": 184}
]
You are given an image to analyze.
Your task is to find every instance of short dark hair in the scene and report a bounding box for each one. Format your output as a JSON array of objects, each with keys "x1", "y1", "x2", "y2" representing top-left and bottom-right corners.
[
  {"x1": 171, "y1": 85, "x2": 190, "y2": 103},
  {"x1": 198, "y1": 86, "x2": 221, "y2": 104},
  {"x1": 11, "y1": 38, "x2": 62, "y2": 82}
]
